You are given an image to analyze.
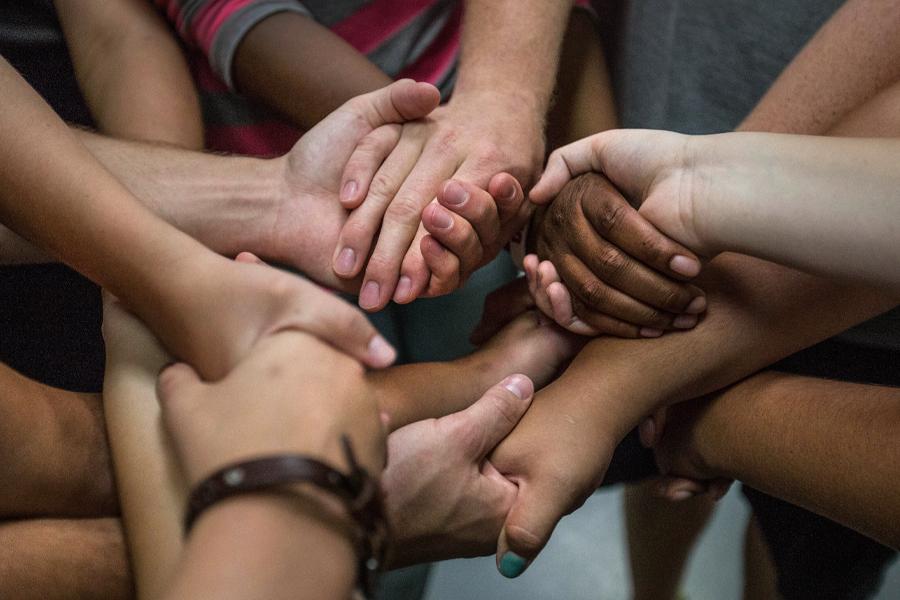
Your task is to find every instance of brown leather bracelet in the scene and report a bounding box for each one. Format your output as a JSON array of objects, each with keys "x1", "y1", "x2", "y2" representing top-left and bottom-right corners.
[{"x1": 184, "y1": 436, "x2": 387, "y2": 598}]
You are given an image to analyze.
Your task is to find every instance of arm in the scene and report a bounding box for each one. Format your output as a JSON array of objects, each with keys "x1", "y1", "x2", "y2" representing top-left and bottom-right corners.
[
  {"x1": 0, "y1": 65, "x2": 426, "y2": 375},
  {"x1": 533, "y1": 130, "x2": 900, "y2": 295},
  {"x1": 54, "y1": 0, "x2": 203, "y2": 148},
  {"x1": 233, "y1": 11, "x2": 392, "y2": 129},
  {"x1": 654, "y1": 372, "x2": 900, "y2": 549}
]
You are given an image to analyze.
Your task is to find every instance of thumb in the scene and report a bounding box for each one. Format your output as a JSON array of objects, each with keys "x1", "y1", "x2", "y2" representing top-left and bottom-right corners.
[
  {"x1": 495, "y1": 478, "x2": 568, "y2": 578},
  {"x1": 453, "y1": 375, "x2": 534, "y2": 459},
  {"x1": 351, "y1": 79, "x2": 441, "y2": 129}
]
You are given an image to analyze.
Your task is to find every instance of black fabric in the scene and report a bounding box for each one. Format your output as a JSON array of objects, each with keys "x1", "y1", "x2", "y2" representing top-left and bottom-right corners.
[{"x1": 0, "y1": 264, "x2": 104, "y2": 393}]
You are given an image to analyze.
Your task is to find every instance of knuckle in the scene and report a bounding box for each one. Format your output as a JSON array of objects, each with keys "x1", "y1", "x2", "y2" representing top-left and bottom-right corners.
[
  {"x1": 370, "y1": 172, "x2": 399, "y2": 198},
  {"x1": 659, "y1": 286, "x2": 690, "y2": 312},
  {"x1": 637, "y1": 232, "x2": 666, "y2": 264},
  {"x1": 578, "y1": 278, "x2": 609, "y2": 307},
  {"x1": 594, "y1": 200, "x2": 628, "y2": 235},
  {"x1": 505, "y1": 524, "x2": 545, "y2": 556},
  {"x1": 597, "y1": 247, "x2": 629, "y2": 278},
  {"x1": 431, "y1": 129, "x2": 459, "y2": 153},
  {"x1": 341, "y1": 220, "x2": 376, "y2": 245},
  {"x1": 386, "y1": 197, "x2": 426, "y2": 223}
]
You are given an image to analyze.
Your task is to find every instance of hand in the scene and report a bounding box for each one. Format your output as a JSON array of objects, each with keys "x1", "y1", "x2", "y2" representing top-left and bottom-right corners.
[
  {"x1": 257, "y1": 79, "x2": 442, "y2": 290},
  {"x1": 531, "y1": 129, "x2": 715, "y2": 257},
  {"x1": 469, "y1": 277, "x2": 536, "y2": 345},
  {"x1": 333, "y1": 93, "x2": 544, "y2": 310},
  {"x1": 156, "y1": 329, "x2": 386, "y2": 486},
  {"x1": 488, "y1": 378, "x2": 621, "y2": 578},
  {"x1": 529, "y1": 172, "x2": 707, "y2": 338},
  {"x1": 469, "y1": 310, "x2": 585, "y2": 393},
  {"x1": 159, "y1": 252, "x2": 396, "y2": 380},
  {"x1": 415, "y1": 174, "x2": 528, "y2": 299},
  {"x1": 381, "y1": 375, "x2": 534, "y2": 567}
]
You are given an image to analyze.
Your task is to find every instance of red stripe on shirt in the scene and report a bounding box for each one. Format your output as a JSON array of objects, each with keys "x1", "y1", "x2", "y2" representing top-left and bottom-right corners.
[
  {"x1": 332, "y1": 0, "x2": 437, "y2": 55},
  {"x1": 397, "y1": 4, "x2": 461, "y2": 84},
  {"x1": 191, "y1": 0, "x2": 258, "y2": 54},
  {"x1": 206, "y1": 122, "x2": 301, "y2": 156}
]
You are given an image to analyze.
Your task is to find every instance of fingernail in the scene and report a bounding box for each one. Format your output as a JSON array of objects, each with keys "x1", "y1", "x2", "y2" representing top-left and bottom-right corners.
[
  {"x1": 503, "y1": 182, "x2": 517, "y2": 201},
  {"x1": 367, "y1": 335, "x2": 396, "y2": 366},
  {"x1": 669, "y1": 489, "x2": 697, "y2": 502},
  {"x1": 340, "y1": 180, "x2": 358, "y2": 203},
  {"x1": 670, "y1": 255, "x2": 701, "y2": 277},
  {"x1": 394, "y1": 276, "x2": 412, "y2": 303},
  {"x1": 443, "y1": 180, "x2": 469, "y2": 206},
  {"x1": 638, "y1": 418, "x2": 656, "y2": 447},
  {"x1": 672, "y1": 314, "x2": 698, "y2": 329},
  {"x1": 640, "y1": 327, "x2": 664, "y2": 338},
  {"x1": 432, "y1": 205, "x2": 453, "y2": 229},
  {"x1": 335, "y1": 247, "x2": 356, "y2": 275},
  {"x1": 684, "y1": 296, "x2": 707, "y2": 314},
  {"x1": 499, "y1": 552, "x2": 528, "y2": 578},
  {"x1": 502, "y1": 375, "x2": 529, "y2": 399},
  {"x1": 359, "y1": 281, "x2": 380, "y2": 309}
]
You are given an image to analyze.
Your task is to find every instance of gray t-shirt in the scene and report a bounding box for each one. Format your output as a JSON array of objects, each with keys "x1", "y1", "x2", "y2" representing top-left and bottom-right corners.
[{"x1": 612, "y1": 0, "x2": 900, "y2": 351}]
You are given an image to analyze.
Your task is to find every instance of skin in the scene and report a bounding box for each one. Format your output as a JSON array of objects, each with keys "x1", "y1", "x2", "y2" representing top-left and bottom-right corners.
[
  {"x1": 336, "y1": 0, "x2": 574, "y2": 311},
  {"x1": 489, "y1": 0, "x2": 900, "y2": 580},
  {"x1": 54, "y1": 0, "x2": 203, "y2": 149},
  {"x1": 0, "y1": 67, "x2": 462, "y2": 377},
  {"x1": 532, "y1": 131, "x2": 900, "y2": 295},
  {"x1": 652, "y1": 372, "x2": 900, "y2": 549},
  {"x1": 101, "y1": 293, "x2": 574, "y2": 598}
]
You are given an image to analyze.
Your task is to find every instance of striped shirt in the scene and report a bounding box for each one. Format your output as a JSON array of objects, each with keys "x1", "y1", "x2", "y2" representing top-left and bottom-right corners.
[
  {"x1": 157, "y1": 0, "x2": 591, "y2": 156},
  {"x1": 156, "y1": 0, "x2": 464, "y2": 155}
]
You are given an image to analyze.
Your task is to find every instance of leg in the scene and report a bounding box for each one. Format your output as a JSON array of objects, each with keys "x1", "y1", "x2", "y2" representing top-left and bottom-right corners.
[
  {"x1": 0, "y1": 363, "x2": 116, "y2": 518},
  {"x1": 743, "y1": 513, "x2": 778, "y2": 600},
  {"x1": 624, "y1": 480, "x2": 716, "y2": 600},
  {"x1": 0, "y1": 517, "x2": 132, "y2": 599}
]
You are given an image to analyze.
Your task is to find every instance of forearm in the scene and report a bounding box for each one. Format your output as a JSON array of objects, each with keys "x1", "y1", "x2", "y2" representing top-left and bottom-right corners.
[
  {"x1": 739, "y1": 0, "x2": 900, "y2": 134},
  {"x1": 233, "y1": 11, "x2": 391, "y2": 130},
  {"x1": 553, "y1": 256, "x2": 897, "y2": 440},
  {"x1": 56, "y1": 0, "x2": 203, "y2": 148},
  {"x1": 165, "y1": 496, "x2": 355, "y2": 600},
  {"x1": 690, "y1": 134, "x2": 900, "y2": 293},
  {"x1": 77, "y1": 130, "x2": 283, "y2": 260},
  {"x1": 0, "y1": 226, "x2": 51, "y2": 264},
  {"x1": 453, "y1": 0, "x2": 571, "y2": 116},
  {"x1": 0, "y1": 60, "x2": 208, "y2": 318},
  {"x1": 691, "y1": 372, "x2": 900, "y2": 548}
]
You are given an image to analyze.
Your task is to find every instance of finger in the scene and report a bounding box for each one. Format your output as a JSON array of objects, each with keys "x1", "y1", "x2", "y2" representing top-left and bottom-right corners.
[
  {"x1": 235, "y1": 251, "x2": 264, "y2": 264},
  {"x1": 546, "y1": 281, "x2": 601, "y2": 336},
  {"x1": 339, "y1": 124, "x2": 402, "y2": 209},
  {"x1": 420, "y1": 234, "x2": 460, "y2": 297},
  {"x1": 524, "y1": 254, "x2": 540, "y2": 300},
  {"x1": 345, "y1": 79, "x2": 440, "y2": 131},
  {"x1": 469, "y1": 277, "x2": 534, "y2": 345},
  {"x1": 449, "y1": 374, "x2": 534, "y2": 460},
  {"x1": 437, "y1": 179, "x2": 501, "y2": 252},
  {"x1": 361, "y1": 154, "x2": 457, "y2": 310},
  {"x1": 532, "y1": 259, "x2": 555, "y2": 321},
  {"x1": 580, "y1": 180, "x2": 704, "y2": 282},
  {"x1": 334, "y1": 135, "x2": 423, "y2": 282},
  {"x1": 421, "y1": 200, "x2": 483, "y2": 280},
  {"x1": 488, "y1": 172, "x2": 526, "y2": 232},
  {"x1": 496, "y1": 479, "x2": 570, "y2": 578},
  {"x1": 290, "y1": 282, "x2": 398, "y2": 368},
  {"x1": 395, "y1": 225, "x2": 432, "y2": 303},
  {"x1": 637, "y1": 407, "x2": 668, "y2": 448},
  {"x1": 528, "y1": 136, "x2": 601, "y2": 204},
  {"x1": 555, "y1": 253, "x2": 684, "y2": 331}
]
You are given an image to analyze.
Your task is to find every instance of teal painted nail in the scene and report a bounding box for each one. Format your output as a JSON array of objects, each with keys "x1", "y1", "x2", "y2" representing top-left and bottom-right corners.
[{"x1": 498, "y1": 552, "x2": 528, "y2": 578}]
